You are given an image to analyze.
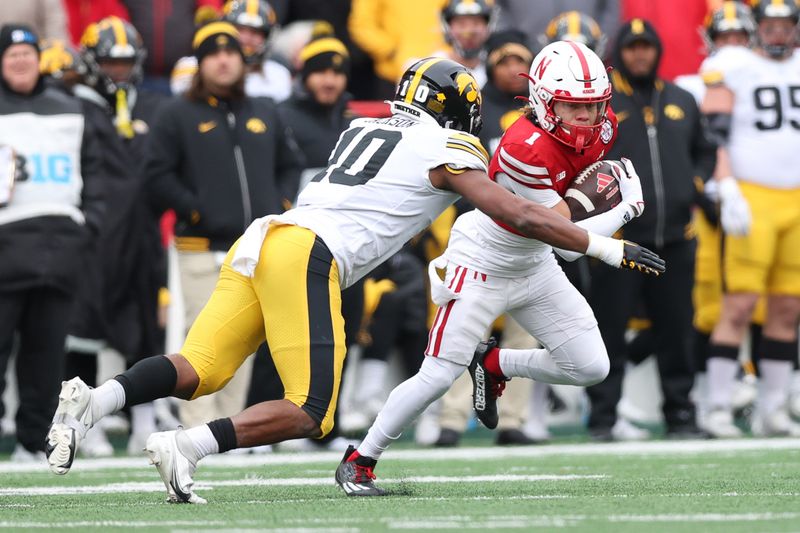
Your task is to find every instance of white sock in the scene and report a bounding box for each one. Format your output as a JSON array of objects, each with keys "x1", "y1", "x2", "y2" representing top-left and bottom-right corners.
[
  {"x1": 91, "y1": 379, "x2": 126, "y2": 421},
  {"x1": 183, "y1": 424, "x2": 219, "y2": 460},
  {"x1": 523, "y1": 381, "x2": 550, "y2": 439},
  {"x1": 758, "y1": 359, "x2": 793, "y2": 415},
  {"x1": 358, "y1": 357, "x2": 463, "y2": 460},
  {"x1": 499, "y1": 328, "x2": 609, "y2": 387},
  {"x1": 706, "y1": 357, "x2": 740, "y2": 411},
  {"x1": 130, "y1": 403, "x2": 157, "y2": 436}
]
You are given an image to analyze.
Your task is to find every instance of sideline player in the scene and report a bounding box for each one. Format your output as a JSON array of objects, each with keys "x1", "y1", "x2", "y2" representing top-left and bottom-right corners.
[
  {"x1": 46, "y1": 57, "x2": 664, "y2": 503},
  {"x1": 701, "y1": 0, "x2": 800, "y2": 437},
  {"x1": 335, "y1": 42, "x2": 649, "y2": 496}
]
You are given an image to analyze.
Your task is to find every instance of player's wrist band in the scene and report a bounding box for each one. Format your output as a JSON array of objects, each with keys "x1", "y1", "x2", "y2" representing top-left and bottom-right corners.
[{"x1": 585, "y1": 232, "x2": 624, "y2": 267}]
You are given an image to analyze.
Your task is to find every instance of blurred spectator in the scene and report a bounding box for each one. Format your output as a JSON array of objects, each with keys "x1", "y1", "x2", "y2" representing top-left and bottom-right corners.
[
  {"x1": 478, "y1": 30, "x2": 531, "y2": 154},
  {"x1": 0, "y1": 0, "x2": 69, "y2": 42},
  {"x1": 623, "y1": 0, "x2": 717, "y2": 79},
  {"x1": 145, "y1": 22, "x2": 301, "y2": 427},
  {"x1": 170, "y1": 1, "x2": 291, "y2": 100},
  {"x1": 223, "y1": 0, "x2": 291, "y2": 100},
  {"x1": 585, "y1": 20, "x2": 716, "y2": 441},
  {"x1": 495, "y1": 0, "x2": 620, "y2": 53},
  {"x1": 438, "y1": 0, "x2": 496, "y2": 87},
  {"x1": 122, "y1": 0, "x2": 223, "y2": 94},
  {"x1": 63, "y1": 0, "x2": 130, "y2": 45},
  {"x1": 65, "y1": 17, "x2": 167, "y2": 456},
  {"x1": 0, "y1": 24, "x2": 103, "y2": 461},
  {"x1": 700, "y1": 0, "x2": 800, "y2": 438},
  {"x1": 348, "y1": 0, "x2": 446, "y2": 99}
]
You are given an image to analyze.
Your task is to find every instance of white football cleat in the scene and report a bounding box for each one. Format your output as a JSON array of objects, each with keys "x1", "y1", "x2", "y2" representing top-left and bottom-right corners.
[
  {"x1": 80, "y1": 426, "x2": 114, "y2": 458},
  {"x1": 752, "y1": 409, "x2": 800, "y2": 438},
  {"x1": 611, "y1": 418, "x2": 651, "y2": 441},
  {"x1": 145, "y1": 429, "x2": 206, "y2": 504},
  {"x1": 46, "y1": 377, "x2": 96, "y2": 474},
  {"x1": 704, "y1": 408, "x2": 743, "y2": 438}
]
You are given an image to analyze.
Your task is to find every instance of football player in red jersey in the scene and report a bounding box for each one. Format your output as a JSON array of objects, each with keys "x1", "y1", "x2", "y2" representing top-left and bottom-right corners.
[{"x1": 336, "y1": 41, "x2": 650, "y2": 496}]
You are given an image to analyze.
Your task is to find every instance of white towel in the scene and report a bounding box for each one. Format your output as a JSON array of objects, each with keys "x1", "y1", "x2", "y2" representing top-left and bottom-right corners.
[
  {"x1": 230, "y1": 215, "x2": 281, "y2": 277},
  {"x1": 427, "y1": 255, "x2": 460, "y2": 307}
]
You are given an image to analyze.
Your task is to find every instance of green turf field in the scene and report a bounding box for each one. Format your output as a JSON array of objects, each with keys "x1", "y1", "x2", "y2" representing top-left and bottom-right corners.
[{"x1": 1, "y1": 439, "x2": 799, "y2": 532}]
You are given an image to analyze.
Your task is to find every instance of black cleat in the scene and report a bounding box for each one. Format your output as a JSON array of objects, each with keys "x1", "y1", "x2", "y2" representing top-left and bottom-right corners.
[
  {"x1": 335, "y1": 445, "x2": 387, "y2": 497},
  {"x1": 468, "y1": 337, "x2": 509, "y2": 430}
]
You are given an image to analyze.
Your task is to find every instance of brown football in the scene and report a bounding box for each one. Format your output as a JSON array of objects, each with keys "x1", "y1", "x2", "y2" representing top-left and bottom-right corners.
[{"x1": 564, "y1": 160, "x2": 623, "y2": 222}]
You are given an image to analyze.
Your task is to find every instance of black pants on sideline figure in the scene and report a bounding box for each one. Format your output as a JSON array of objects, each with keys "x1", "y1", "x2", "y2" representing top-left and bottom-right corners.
[
  {"x1": 0, "y1": 287, "x2": 73, "y2": 452},
  {"x1": 587, "y1": 239, "x2": 697, "y2": 432}
]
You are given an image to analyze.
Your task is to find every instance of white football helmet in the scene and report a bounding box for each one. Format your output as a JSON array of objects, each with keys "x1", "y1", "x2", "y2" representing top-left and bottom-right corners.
[{"x1": 526, "y1": 40, "x2": 611, "y2": 151}]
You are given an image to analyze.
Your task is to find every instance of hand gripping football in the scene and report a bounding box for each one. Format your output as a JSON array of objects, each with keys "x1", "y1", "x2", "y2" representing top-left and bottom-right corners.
[{"x1": 564, "y1": 160, "x2": 623, "y2": 222}]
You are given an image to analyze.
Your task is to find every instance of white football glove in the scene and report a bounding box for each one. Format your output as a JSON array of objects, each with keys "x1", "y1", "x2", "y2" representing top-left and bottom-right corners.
[
  {"x1": 718, "y1": 176, "x2": 750, "y2": 236},
  {"x1": 614, "y1": 157, "x2": 645, "y2": 218}
]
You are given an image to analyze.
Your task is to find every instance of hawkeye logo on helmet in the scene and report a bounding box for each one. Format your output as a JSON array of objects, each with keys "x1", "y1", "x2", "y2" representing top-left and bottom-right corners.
[{"x1": 456, "y1": 72, "x2": 480, "y2": 104}]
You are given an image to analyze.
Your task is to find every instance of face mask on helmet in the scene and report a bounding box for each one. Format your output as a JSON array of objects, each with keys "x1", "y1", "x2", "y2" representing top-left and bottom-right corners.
[
  {"x1": 80, "y1": 17, "x2": 146, "y2": 95},
  {"x1": 753, "y1": 0, "x2": 800, "y2": 58},
  {"x1": 223, "y1": 0, "x2": 276, "y2": 64},
  {"x1": 392, "y1": 57, "x2": 483, "y2": 135},
  {"x1": 525, "y1": 40, "x2": 611, "y2": 152},
  {"x1": 702, "y1": 2, "x2": 756, "y2": 53},
  {"x1": 441, "y1": 0, "x2": 495, "y2": 60}
]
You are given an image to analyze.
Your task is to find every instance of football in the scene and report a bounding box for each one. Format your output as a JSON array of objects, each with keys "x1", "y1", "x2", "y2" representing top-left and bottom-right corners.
[{"x1": 564, "y1": 160, "x2": 623, "y2": 222}]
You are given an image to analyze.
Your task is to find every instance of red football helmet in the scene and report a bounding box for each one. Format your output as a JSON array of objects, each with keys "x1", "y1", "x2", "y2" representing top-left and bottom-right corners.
[{"x1": 526, "y1": 40, "x2": 611, "y2": 152}]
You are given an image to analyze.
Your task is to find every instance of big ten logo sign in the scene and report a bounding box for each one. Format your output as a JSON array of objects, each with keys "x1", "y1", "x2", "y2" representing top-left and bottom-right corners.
[{"x1": 28, "y1": 153, "x2": 73, "y2": 184}]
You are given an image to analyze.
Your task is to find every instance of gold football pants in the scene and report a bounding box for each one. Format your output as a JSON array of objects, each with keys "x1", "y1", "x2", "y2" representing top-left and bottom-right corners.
[{"x1": 180, "y1": 225, "x2": 346, "y2": 437}]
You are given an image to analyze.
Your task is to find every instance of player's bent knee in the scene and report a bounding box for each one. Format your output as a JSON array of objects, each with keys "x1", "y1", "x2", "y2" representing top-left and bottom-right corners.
[
  {"x1": 579, "y1": 355, "x2": 610, "y2": 386},
  {"x1": 418, "y1": 356, "x2": 462, "y2": 396}
]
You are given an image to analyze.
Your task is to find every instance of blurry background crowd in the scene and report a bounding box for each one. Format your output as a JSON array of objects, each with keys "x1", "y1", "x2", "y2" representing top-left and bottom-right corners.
[{"x1": 1, "y1": 0, "x2": 799, "y2": 461}]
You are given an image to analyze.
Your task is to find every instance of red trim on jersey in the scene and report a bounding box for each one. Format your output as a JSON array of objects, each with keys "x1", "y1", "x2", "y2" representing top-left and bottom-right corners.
[
  {"x1": 492, "y1": 217, "x2": 525, "y2": 237},
  {"x1": 565, "y1": 40, "x2": 593, "y2": 89},
  {"x1": 428, "y1": 266, "x2": 469, "y2": 357}
]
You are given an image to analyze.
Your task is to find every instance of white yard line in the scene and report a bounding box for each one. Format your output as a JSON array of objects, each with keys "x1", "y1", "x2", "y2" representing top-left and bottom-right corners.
[
  {"x1": 1, "y1": 437, "x2": 799, "y2": 474},
  {"x1": 0, "y1": 474, "x2": 607, "y2": 497}
]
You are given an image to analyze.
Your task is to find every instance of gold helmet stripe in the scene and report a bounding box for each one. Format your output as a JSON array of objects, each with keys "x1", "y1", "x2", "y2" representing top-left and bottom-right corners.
[
  {"x1": 723, "y1": 1, "x2": 737, "y2": 22},
  {"x1": 567, "y1": 11, "x2": 581, "y2": 37},
  {"x1": 110, "y1": 17, "x2": 128, "y2": 48},
  {"x1": 246, "y1": 0, "x2": 258, "y2": 16},
  {"x1": 404, "y1": 58, "x2": 444, "y2": 104}
]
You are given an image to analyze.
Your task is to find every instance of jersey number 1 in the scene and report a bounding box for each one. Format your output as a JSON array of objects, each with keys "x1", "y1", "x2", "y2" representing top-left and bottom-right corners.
[{"x1": 315, "y1": 127, "x2": 402, "y2": 186}]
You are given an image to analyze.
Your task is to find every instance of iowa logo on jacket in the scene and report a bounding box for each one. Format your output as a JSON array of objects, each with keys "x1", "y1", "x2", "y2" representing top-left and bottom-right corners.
[{"x1": 246, "y1": 118, "x2": 267, "y2": 133}]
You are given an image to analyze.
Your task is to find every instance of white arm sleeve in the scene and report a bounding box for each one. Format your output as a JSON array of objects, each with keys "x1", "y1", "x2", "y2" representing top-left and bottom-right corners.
[{"x1": 554, "y1": 203, "x2": 634, "y2": 262}]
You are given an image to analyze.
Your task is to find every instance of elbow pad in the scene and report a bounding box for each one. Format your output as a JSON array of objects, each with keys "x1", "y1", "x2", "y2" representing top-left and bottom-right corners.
[{"x1": 706, "y1": 113, "x2": 732, "y2": 146}]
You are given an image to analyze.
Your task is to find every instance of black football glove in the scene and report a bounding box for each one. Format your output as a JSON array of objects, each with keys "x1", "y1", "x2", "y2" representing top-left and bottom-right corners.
[{"x1": 620, "y1": 241, "x2": 666, "y2": 276}]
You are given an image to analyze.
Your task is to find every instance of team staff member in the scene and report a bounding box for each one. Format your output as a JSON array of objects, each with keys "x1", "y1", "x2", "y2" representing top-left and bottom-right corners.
[
  {"x1": 585, "y1": 19, "x2": 717, "y2": 440},
  {"x1": 145, "y1": 21, "x2": 301, "y2": 428},
  {"x1": 0, "y1": 25, "x2": 103, "y2": 460}
]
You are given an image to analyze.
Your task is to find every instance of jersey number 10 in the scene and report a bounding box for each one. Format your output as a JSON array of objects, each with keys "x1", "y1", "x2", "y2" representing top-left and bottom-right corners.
[{"x1": 313, "y1": 127, "x2": 402, "y2": 186}]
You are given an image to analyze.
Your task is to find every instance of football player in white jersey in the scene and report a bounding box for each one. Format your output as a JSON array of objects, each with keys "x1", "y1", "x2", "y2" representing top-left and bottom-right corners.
[
  {"x1": 45, "y1": 57, "x2": 664, "y2": 503},
  {"x1": 335, "y1": 42, "x2": 652, "y2": 496},
  {"x1": 701, "y1": 0, "x2": 800, "y2": 438}
]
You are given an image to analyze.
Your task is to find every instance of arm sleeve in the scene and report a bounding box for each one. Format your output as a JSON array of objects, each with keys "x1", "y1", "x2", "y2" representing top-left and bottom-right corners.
[
  {"x1": 348, "y1": 0, "x2": 396, "y2": 62},
  {"x1": 79, "y1": 110, "x2": 105, "y2": 238},
  {"x1": 553, "y1": 203, "x2": 631, "y2": 262},
  {"x1": 144, "y1": 106, "x2": 196, "y2": 220},
  {"x1": 439, "y1": 132, "x2": 490, "y2": 173},
  {"x1": 690, "y1": 99, "x2": 718, "y2": 183}
]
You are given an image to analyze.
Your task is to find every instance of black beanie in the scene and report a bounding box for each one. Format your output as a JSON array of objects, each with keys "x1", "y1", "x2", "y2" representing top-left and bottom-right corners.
[
  {"x1": 485, "y1": 30, "x2": 532, "y2": 82},
  {"x1": 0, "y1": 24, "x2": 40, "y2": 59},
  {"x1": 192, "y1": 21, "x2": 244, "y2": 63},
  {"x1": 299, "y1": 37, "x2": 350, "y2": 80}
]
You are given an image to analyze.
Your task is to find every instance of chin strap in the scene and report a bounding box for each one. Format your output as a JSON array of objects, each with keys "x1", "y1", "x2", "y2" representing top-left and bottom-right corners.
[{"x1": 115, "y1": 88, "x2": 134, "y2": 139}]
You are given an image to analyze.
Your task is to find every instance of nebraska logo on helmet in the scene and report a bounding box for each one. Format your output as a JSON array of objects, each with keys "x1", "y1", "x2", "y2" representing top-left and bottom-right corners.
[{"x1": 524, "y1": 41, "x2": 611, "y2": 153}]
